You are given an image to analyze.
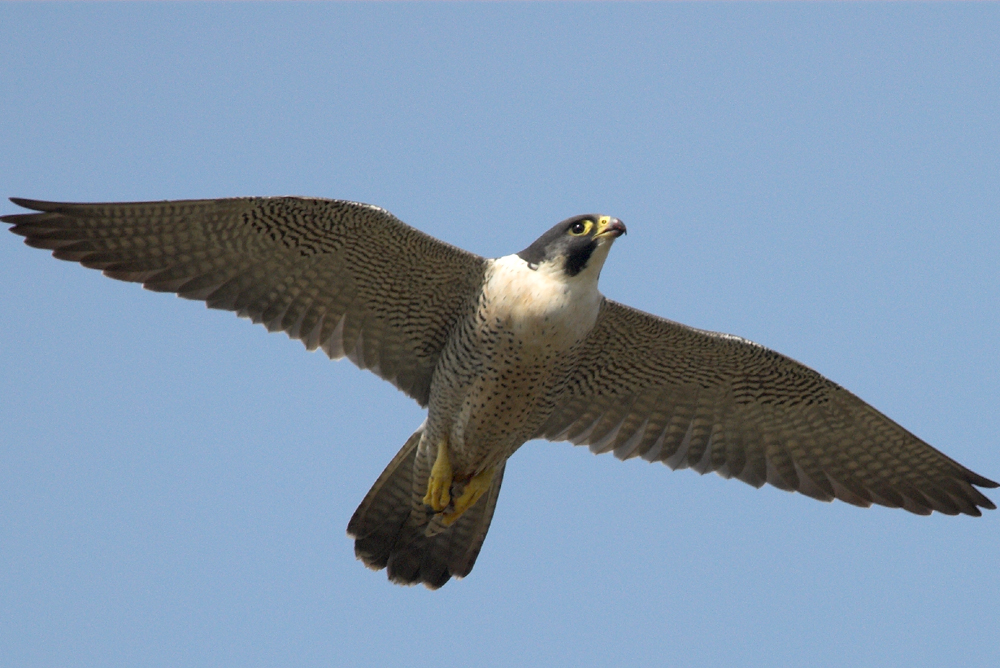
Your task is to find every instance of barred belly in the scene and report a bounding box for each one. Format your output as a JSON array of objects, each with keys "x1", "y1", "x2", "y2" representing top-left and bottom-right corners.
[{"x1": 424, "y1": 254, "x2": 601, "y2": 474}]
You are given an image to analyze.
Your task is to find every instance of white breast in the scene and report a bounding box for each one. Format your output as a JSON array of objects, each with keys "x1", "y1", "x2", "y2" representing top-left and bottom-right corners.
[{"x1": 481, "y1": 254, "x2": 603, "y2": 351}]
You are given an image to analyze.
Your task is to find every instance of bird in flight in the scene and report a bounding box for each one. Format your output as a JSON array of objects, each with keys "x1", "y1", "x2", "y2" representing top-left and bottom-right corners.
[{"x1": 4, "y1": 196, "x2": 996, "y2": 589}]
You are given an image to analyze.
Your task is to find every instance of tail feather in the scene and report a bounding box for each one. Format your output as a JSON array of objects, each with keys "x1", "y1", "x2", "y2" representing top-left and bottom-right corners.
[
  {"x1": 347, "y1": 425, "x2": 506, "y2": 589},
  {"x1": 348, "y1": 428, "x2": 423, "y2": 570}
]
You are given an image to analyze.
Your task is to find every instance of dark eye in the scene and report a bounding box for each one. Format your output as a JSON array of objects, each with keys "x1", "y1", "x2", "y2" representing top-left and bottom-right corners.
[{"x1": 568, "y1": 220, "x2": 590, "y2": 236}]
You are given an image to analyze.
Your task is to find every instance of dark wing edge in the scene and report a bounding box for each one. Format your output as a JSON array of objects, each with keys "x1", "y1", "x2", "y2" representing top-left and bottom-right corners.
[
  {"x1": 3, "y1": 196, "x2": 487, "y2": 406},
  {"x1": 537, "y1": 299, "x2": 996, "y2": 516}
]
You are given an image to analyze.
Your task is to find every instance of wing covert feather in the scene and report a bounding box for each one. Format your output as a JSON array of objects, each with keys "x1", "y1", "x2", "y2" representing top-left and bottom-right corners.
[
  {"x1": 4, "y1": 197, "x2": 486, "y2": 405},
  {"x1": 539, "y1": 299, "x2": 997, "y2": 515}
]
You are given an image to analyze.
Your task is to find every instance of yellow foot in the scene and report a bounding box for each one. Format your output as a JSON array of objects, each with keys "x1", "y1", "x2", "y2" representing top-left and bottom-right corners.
[
  {"x1": 422, "y1": 440, "x2": 452, "y2": 512},
  {"x1": 442, "y1": 468, "x2": 494, "y2": 526}
]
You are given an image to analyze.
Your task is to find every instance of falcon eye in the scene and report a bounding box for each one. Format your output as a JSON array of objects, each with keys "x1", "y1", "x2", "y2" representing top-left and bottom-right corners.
[{"x1": 568, "y1": 220, "x2": 593, "y2": 236}]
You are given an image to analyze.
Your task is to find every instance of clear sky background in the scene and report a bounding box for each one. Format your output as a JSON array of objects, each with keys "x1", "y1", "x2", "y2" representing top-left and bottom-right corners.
[{"x1": 2, "y1": 4, "x2": 998, "y2": 667}]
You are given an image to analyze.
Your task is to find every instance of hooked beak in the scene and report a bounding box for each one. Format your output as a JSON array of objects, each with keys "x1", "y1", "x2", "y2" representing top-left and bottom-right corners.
[{"x1": 596, "y1": 216, "x2": 627, "y2": 239}]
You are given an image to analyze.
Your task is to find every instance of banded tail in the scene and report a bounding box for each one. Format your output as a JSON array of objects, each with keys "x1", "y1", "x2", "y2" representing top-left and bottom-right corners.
[{"x1": 347, "y1": 425, "x2": 506, "y2": 589}]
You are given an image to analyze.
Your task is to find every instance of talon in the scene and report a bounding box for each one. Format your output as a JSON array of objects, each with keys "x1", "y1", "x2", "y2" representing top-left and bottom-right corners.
[
  {"x1": 423, "y1": 440, "x2": 452, "y2": 512},
  {"x1": 442, "y1": 468, "x2": 494, "y2": 526}
]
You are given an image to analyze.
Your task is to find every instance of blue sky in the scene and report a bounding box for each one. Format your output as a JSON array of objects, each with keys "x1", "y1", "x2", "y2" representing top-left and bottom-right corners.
[{"x1": 2, "y1": 4, "x2": 998, "y2": 667}]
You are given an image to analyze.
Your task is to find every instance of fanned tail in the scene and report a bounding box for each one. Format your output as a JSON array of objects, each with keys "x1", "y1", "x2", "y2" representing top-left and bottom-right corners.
[{"x1": 347, "y1": 424, "x2": 505, "y2": 589}]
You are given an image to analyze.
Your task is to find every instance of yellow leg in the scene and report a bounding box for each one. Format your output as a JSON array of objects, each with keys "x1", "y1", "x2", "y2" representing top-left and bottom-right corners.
[
  {"x1": 442, "y1": 468, "x2": 494, "y2": 526},
  {"x1": 422, "y1": 440, "x2": 452, "y2": 512}
]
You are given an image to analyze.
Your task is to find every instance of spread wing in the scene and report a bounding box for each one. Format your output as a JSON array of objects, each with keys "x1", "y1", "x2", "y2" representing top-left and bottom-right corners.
[
  {"x1": 3, "y1": 197, "x2": 487, "y2": 406},
  {"x1": 537, "y1": 299, "x2": 997, "y2": 516}
]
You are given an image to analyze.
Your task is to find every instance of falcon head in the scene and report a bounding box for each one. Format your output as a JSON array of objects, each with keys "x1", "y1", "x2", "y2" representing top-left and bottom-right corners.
[{"x1": 517, "y1": 214, "x2": 627, "y2": 279}]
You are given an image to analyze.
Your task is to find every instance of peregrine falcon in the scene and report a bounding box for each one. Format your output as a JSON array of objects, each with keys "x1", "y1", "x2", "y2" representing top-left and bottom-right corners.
[{"x1": 4, "y1": 196, "x2": 996, "y2": 589}]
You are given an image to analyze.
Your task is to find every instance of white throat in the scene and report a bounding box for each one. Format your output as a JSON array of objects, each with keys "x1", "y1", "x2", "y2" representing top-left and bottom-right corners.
[{"x1": 481, "y1": 254, "x2": 604, "y2": 350}]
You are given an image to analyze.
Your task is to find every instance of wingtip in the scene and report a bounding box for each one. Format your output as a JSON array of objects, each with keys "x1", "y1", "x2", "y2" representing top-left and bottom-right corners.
[
  {"x1": 8, "y1": 197, "x2": 57, "y2": 212},
  {"x1": 2, "y1": 199, "x2": 35, "y2": 225},
  {"x1": 965, "y1": 470, "x2": 999, "y2": 491},
  {"x1": 978, "y1": 476, "x2": 1000, "y2": 490}
]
